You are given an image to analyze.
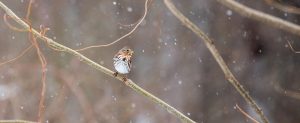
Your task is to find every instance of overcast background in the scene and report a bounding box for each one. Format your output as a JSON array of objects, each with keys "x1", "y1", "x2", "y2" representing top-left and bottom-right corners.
[{"x1": 0, "y1": 0, "x2": 300, "y2": 123}]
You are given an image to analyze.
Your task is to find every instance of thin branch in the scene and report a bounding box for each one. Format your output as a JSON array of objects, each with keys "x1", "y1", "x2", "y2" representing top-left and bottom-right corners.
[
  {"x1": 0, "y1": 44, "x2": 33, "y2": 67},
  {"x1": 25, "y1": 0, "x2": 34, "y2": 20},
  {"x1": 163, "y1": 0, "x2": 269, "y2": 123},
  {"x1": 3, "y1": 14, "x2": 27, "y2": 32},
  {"x1": 217, "y1": 0, "x2": 300, "y2": 36},
  {"x1": 235, "y1": 104, "x2": 260, "y2": 123},
  {"x1": 287, "y1": 40, "x2": 300, "y2": 53},
  {"x1": 75, "y1": 0, "x2": 149, "y2": 52},
  {"x1": 273, "y1": 81, "x2": 300, "y2": 100},
  {"x1": 0, "y1": 1, "x2": 195, "y2": 123},
  {"x1": 0, "y1": 120, "x2": 37, "y2": 123},
  {"x1": 25, "y1": 1, "x2": 50, "y2": 122},
  {"x1": 28, "y1": 27, "x2": 47, "y2": 123},
  {"x1": 264, "y1": 0, "x2": 300, "y2": 14},
  {"x1": 25, "y1": 0, "x2": 48, "y2": 121}
]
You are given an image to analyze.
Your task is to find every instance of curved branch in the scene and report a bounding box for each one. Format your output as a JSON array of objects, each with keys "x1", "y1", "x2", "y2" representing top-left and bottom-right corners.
[
  {"x1": 0, "y1": 120, "x2": 37, "y2": 123},
  {"x1": 75, "y1": 0, "x2": 149, "y2": 51},
  {"x1": 218, "y1": 0, "x2": 300, "y2": 36},
  {"x1": 0, "y1": 1, "x2": 195, "y2": 123},
  {"x1": 287, "y1": 40, "x2": 300, "y2": 53},
  {"x1": 265, "y1": 0, "x2": 300, "y2": 15},
  {"x1": 164, "y1": 0, "x2": 269, "y2": 123},
  {"x1": 273, "y1": 81, "x2": 300, "y2": 100},
  {"x1": 235, "y1": 104, "x2": 259, "y2": 123},
  {"x1": 0, "y1": 44, "x2": 33, "y2": 67}
]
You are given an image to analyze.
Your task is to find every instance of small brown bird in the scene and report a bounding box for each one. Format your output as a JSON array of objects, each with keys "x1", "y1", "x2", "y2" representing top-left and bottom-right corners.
[{"x1": 113, "y1": 47, "x2": 134, "y2": 77}]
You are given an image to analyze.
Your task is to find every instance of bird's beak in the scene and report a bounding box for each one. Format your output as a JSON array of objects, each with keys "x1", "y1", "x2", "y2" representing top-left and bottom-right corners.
[{"x1": 130, "y1": 50, "x2": 134, "y2": 55}]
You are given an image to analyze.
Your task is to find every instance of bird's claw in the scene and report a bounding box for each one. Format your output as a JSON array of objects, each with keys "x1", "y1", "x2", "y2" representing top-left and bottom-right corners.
[
  {"x1": 122, "y1": 77, "x2": 129, "y2": 85},
  {"x1": 113, "y1": 72, "x2": 118, "y2": 77},
  {"x1": 122, "y1": 77, "x2": 127, "y2": 82}
]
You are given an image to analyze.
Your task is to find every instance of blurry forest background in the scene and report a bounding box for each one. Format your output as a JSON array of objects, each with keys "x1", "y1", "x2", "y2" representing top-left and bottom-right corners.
[{"x1": 0, "y1": 0, "x2": 300, "y2": 123}]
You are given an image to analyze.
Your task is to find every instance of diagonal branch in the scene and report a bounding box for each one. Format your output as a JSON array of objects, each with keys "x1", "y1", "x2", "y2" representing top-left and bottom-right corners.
[
  {"x1": 287, "y1": 40, "x2": 300, "y2": 53},
  {"x1": 0, "y1": 120, "x2": 37, "y2": 123},
  {"x1": 0, "y1": 1, "x2": 195, "y2": 123},
  {"x1": 264, "y1": 0, "x2": 300, "y2": 15},
  {"x1": 217, "y1": 0, "x2": 300, "y2": 36},
  {"x1": 0, "y1": 44, "x2": 33, "y2": 67},
  {"x1": 75, "y1": 0, "x2": 149, "y2": 51},
  {"x1": 163, "y1": 0, "x2": 269, "y2": 123},
  {"x1": 235, "y1": 104, "x2": 259, "y2": 123}
]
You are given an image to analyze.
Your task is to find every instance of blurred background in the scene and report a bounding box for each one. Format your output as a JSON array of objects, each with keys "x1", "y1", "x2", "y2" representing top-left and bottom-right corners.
[{"x1": 0, "y1": 0, "x2": 300, "y2": 122}]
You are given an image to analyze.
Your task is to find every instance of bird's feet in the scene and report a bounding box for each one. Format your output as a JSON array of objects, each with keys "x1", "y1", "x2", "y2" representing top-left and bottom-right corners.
[
  {"x1": 122, "y1": 77, "x2": 129, "y2": 85},
  {"x1": 113, "y1": 72, "x2": 129, "y2": 85},
  {"x1": 113, "y1": 72, "x2": 118, "y2": 77},
  {"x1": 122, "y1": 77, "x2": 127, "y2": 82}
]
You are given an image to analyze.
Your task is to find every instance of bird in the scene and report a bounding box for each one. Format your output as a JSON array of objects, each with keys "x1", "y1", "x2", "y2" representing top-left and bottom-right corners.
[{"x1": 113, "y1": 47, "x2": 134, "y2": 81}]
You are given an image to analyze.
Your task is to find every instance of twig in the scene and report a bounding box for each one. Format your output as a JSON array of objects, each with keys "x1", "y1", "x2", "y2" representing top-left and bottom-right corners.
[
  {"x1": 25, "y1": 0, "x2": 34, "y2": 20},
  {"x1": 0, "y1": 45, "x2": 33, "y2": 67},
  {"x1": 287, "y1": 40, "x2": 300, "y2": 53},
  {"x1": 0, "y1": 1, "x2": 195, "y2": 123},
  {"x1": 273, "y1": 81, "x2": 300, "y2": 100},
  {"x1": 163, "y1": 0, "x2": 269, "y2": 123},
  {"x1": 217, "y1": 0, "x2": 300, "y2": 36},
  {"x1": 23, "y1": 1, "x2": 48, "y2": 122},
  {"x1": 75, "y1": 0, "x2": 149, "y2": 52},
  {"x1": 235, "y1": 104, "x2": 260, "y2": 123},
  {"x1": 3, "y1": 14, "x2": 27, "y2": 32},
  {"x1": 264, "y1": 0, "x2": 300, "y2": 14},
  {"x1": 0, "y1": 120, "x2": 37, "y2": 123}
]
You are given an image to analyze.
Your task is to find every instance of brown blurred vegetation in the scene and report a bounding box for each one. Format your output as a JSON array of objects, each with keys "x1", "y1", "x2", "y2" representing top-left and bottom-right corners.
[{"x1": 0, "y1": 0, "x2": 300, "y2": 123}]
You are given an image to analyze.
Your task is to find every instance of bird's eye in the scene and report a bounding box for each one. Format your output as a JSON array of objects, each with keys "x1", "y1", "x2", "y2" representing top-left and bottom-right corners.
[{"x1": 126, "y1": 49, "x2": 129, "y2": 52}]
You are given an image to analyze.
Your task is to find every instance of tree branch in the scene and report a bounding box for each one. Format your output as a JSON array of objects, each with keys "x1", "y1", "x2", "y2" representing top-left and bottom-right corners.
[
  {"x1": 264, "y1": 0, "x2": 300, "y2": 15},
  {"x1": 163, "y1": 0, "x2": 269, "y2": 123},
  {"x1": 218, "y1": 0, "x2": 300, "y2": 36},
  {"x1": 0, "y1": 1, "x2": 195, "y2": 123},
  {"x1": 0, "y1": 120, "x2": 37, "y2": 123}
]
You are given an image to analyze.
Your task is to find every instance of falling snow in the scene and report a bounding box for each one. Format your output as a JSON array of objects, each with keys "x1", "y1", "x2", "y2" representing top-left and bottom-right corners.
[
  {"x1": 100, "y1": 61, "x2": 104, "y2": 65},
  {"x1": 216, "y1": 92, "x2": 219, "y2": 96},
  {"x1": 76, "y1": 42, "x2": 82, "y2": 46},
  {"x1": 127, "y1": 7, "x2": 133, "y2": 12},
  {"x1": 1, "y1": 1, "x2": 297, "y2": 122},
  {"x1": 198, "y1": 58, "x2": 202, "y2": 63},
  {"x1": 226, "y1": 10, "x2": 232, "y2": 16},
  {"x1": 178, "y1": 80, "x2": 182, "y2": 85},
  {"x1": 258, "y1": 49, "x2": 262, "y2": 53},
  {"x1": 243, "y1": 31, "x2": 247, "y2": 37},
  {"x1": 131, "y1": 103, "x2": 136, "y2": 108},
  {"x1": 112, "y1": 96, "x2": 117, "y2": 101}
]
